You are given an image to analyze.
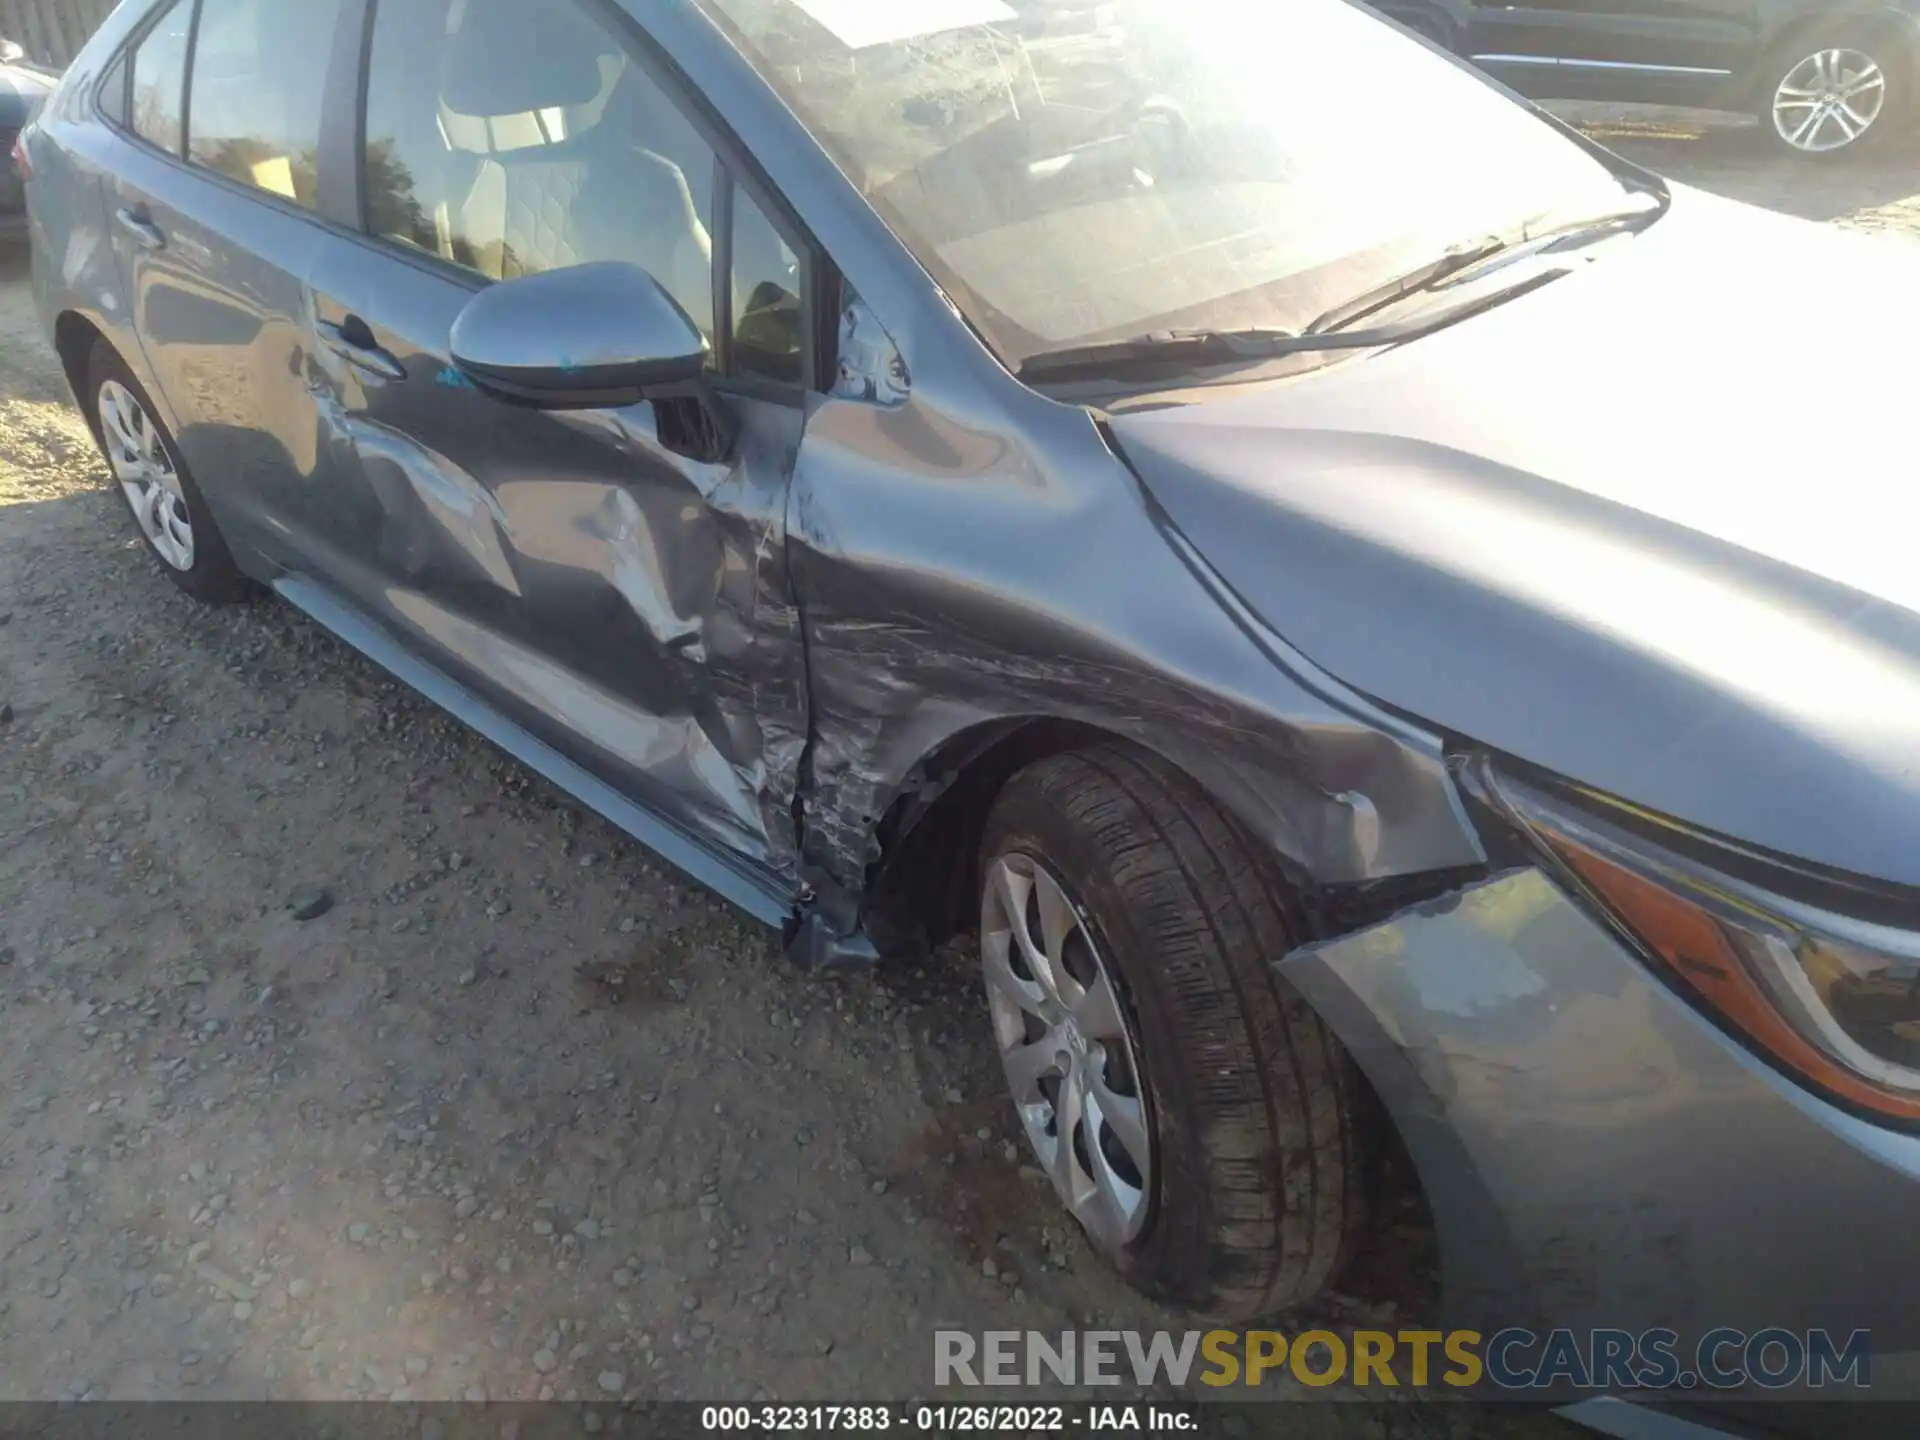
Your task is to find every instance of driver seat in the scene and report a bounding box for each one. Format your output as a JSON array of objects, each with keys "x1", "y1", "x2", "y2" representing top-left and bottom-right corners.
[{"x1": 440, "y1": 2, "x2": 715, "y2": 332}]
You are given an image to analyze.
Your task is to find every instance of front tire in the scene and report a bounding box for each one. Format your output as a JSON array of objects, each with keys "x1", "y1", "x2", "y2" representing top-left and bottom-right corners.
[
  {"x1": 1759, "y1": 26, "x2": 1907, "y2": 159},
  {"x1": 979, "y1": 745, "x2": 1368, "y2": 1319},
  {"x1": 86, "y1": 343, "x2": 253, "y2": 604}
]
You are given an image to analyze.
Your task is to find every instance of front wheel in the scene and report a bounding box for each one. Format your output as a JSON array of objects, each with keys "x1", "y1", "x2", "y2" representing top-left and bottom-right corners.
[
  {"x1": 978, "y1": 745, "x2": 1370, "y2": 1319},
  {"x1": 1760, "y1": 29, "x2": 1907, "y2": 159}
]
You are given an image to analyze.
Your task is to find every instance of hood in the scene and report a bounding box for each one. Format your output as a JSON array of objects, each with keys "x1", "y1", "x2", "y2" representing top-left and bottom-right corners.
[{"x1": 1110, "y1": 187, "x2": 1920, "y2": 890}]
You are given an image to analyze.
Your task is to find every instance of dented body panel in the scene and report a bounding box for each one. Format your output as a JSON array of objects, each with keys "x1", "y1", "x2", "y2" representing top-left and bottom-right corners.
[
  {"x1": 786, "y1": 363, "x2": 1487, "y2": 907},
  {"x1": 287, "y1": 235, "x2": 809, "y2": 888},
  {"x1": 35, "y1": 0, "x2": 1496, "y2": 958},
  {"x1": 27, "y1": 0, "x2": 1920, "y2": 968},
  {"x1": 1283, "y1": 870, "x2": 1920, "y2": 1353},
  {"x1": 31, "y1": 0, "x2": 1910, "y2": 952},
  {"x1": 1108, "y1": 190, "x2": 1920, "y2": 892},
  {"x1": 34, "y1": 0, "x2": 1491, "y2": 948},
  {"x1": 30, "y1": 0, "x2": 1920, "y2": 1385}
]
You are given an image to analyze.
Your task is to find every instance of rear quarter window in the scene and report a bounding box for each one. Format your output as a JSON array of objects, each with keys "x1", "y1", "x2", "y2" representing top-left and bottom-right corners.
[{"x1": 98, "y1": 51, "x2": 131, "y2": 128}]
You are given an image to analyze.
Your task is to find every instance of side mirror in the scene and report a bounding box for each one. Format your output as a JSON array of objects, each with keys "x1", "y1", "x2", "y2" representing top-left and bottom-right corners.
[
  {"x1": 450, "y1": 261, "x2": 708, "y2": 410},
  {"x1": 0, "y1": 40, "x2": 26, "y2": 64}
]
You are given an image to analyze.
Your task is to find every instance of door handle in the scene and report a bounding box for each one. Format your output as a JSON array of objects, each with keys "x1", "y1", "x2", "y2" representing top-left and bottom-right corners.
[
  {"x1": 315, "y1": 317, "x2": 408, "y2": 382},
  {"x1": 114, "y1": 205, "x2": 166, "y2": 251}
]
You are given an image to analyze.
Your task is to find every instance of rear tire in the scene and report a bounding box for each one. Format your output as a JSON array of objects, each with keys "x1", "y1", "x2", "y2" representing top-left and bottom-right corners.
[
  {"x1": 85, "y1": 343, "x2": 254, "y2": 604},
  {"x1": 1757, "y1": 24, "x2": 1908, "y2": 160},
  {"x1": 979, "y1": 744, "x2": 1369, "y2": 1319}
]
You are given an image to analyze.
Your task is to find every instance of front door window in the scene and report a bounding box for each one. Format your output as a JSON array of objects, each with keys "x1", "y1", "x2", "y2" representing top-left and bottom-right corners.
[{"x1": 362, "y1": 0, "x2": 719, "y2": 338}]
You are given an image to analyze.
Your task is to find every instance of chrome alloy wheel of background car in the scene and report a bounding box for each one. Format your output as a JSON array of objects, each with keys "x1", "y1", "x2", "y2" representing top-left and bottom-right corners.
[
  {"x1": 1773, "y1": 48, "x2": 1887, "y2": 153},
  {"x1": 98, "y1": 379, "x2": 195, "y2": 572},
  {"x1": 981, "y1": 853, "x2": 1153, "y2": 1254}
]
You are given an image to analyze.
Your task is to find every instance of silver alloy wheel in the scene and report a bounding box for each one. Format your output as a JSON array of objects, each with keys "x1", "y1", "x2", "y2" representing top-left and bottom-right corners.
[
  {"x1": 981, "y1": 853, "x2": 1153, "y2": 1253},
  {"x1": 1773, "y1": 48, "x2": 1887, "y2": 153},
  {"x1": 98, "y1": 379, "x2": 194, "y2": 572}
]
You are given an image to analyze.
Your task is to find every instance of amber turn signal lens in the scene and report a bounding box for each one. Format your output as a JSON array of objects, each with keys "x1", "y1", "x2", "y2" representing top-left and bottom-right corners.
[{"x1": 1547, "y1": 834, "x2": 1920, "y2": 1123}]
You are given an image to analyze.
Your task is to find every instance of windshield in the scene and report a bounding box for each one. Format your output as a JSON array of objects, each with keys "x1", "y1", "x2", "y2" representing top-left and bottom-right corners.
[{"x1": 696, "y1": 0, "x2": 1635, "y2": 367}]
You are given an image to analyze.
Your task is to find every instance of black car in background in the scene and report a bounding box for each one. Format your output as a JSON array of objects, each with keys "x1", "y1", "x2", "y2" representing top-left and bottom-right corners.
[
  {"x1": 1374, "y1": 0, "x2": 1920, "y2": 156},
  {"x1": 2, "y1": 38, "x2": 56, "y2": 240}
]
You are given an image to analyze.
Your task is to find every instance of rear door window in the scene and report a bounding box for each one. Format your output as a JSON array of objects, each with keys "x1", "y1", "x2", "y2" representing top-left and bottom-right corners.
[
  {"x1": 185, "y1": 0, "x2": 344, "y2": 209},
  {"x1": 129, "y1": 0, "x2": 191, "y2": 155}
]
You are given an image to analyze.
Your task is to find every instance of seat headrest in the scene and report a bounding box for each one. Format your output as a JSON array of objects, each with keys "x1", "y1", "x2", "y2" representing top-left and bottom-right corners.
[{"x1": 442, "y1": 0, "x2": 609, "y2": 118}]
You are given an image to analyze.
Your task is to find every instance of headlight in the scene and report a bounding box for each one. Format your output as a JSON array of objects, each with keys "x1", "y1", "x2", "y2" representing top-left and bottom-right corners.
[{"x1": 1469, "y1": 759, "x2": 1920, "y2": 1123}]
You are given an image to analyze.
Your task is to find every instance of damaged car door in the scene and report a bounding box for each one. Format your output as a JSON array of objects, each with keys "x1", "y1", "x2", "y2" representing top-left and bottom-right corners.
[{"x1": 297, "y1": 0, "x2": 814, "y2": 902}]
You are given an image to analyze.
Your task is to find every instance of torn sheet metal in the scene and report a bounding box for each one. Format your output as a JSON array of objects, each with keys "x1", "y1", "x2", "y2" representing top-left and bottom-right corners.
[
  {"x1": 1281, "y1": 868, "x2": 1920, "y2": 1352},
  {"x1": 299, "y1": 240, "x2": 810, "y2": 889},
  {"x1": 786, "y1": 373, "x2": 1486, "y2": 905},
  {"x1": 330, "y1": 410, "x2": 524, "y2": 597},
  {"x1": 833, "y1": 289, "x2": 911, "y2": 407}
]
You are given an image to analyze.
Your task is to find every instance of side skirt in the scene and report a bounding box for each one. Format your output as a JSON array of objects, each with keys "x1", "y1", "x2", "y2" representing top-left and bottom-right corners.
[{"x1": 272, "y1": 573, "x2": 798, "y2": 933}]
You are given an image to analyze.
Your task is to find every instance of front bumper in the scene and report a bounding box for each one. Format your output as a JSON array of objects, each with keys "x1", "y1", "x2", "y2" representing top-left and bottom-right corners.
[{"x1": 1279, "y1": 868, "x2": 1920, "y2": 1406}]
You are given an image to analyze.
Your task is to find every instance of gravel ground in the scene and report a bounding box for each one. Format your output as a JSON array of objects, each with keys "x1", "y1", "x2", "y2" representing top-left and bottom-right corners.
[{"x1": 1, "y1": 103, "x2": 1915, "y2": 1424}]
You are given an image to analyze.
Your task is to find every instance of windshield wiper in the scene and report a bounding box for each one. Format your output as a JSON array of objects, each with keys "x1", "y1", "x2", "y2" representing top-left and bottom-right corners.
[
  {"x1": 1017, "y1": 326, "x2": 1304, "y2": 382},
  {"x1": 1015, "y1": 267, "x2": 1572, "y2": 384},
  {"x1": 1305, "y1": 198, "x2": 1666, "y2": 337},
  {"x1": 1302, "y1": 233, "x2": 1512, "y2": 338},
  {"x1": 1016, "y1": 195, "x2": 1668, "y2": 386}
]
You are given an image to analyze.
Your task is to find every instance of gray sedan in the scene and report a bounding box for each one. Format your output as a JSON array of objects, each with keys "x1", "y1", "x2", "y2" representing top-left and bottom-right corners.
[{"x1": 19, "y1": 0, "x2": 1917, "y2": 1419}]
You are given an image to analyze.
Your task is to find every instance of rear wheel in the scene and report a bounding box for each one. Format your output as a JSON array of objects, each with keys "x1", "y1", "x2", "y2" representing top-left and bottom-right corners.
[
  {"x1": 1760, "y1": 26, "x2": 1907, "y2": 158},
  {"x1": 86, "y1": 343, "x2": 253, "y2": 604},
  {"x1": 978, "y1": 744, "x2": 1369, "y2": 1319}
]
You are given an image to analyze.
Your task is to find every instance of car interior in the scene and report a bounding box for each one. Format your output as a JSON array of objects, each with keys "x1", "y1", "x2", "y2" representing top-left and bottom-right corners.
[{"x1": 380, "y1": 0, "x2": 720, "y2": 334}]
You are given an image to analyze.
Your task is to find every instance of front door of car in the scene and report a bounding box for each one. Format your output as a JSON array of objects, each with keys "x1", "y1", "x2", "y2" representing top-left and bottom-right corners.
[
  {"x1": 1467, "y1": 0, "x2": 1753, "y2": 94},
  {"x1": 99, "y1": 0, "x2": 356, "y2": 562},
  {"x1": 298, "y1": 0, "x2": 816, "y2": 886}
]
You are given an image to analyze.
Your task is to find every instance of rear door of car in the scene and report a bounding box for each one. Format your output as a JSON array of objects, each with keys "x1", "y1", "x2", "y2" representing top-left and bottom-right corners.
[
  {"x1": 1467, "y1": 0, "x2": 1754, "y2": 98},
  {"x1": 95, "y1": 0, "x2": 360, "y2": 562},
  {"x1": 291, "y1": 0, "x2": 820, "y2": 902}
]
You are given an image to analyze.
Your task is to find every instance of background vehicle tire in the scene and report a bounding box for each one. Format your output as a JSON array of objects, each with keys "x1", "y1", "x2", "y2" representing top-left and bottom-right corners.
[
  {"x1": 1758, "y1": 24, "x2": 1908, "y2": 159},
  {"x1": 979, "y1": 744, "x2": 1369, "y2": 1319},
  {"x1": 85, "y1": 342, "x2": 253, "y2": 604}
]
